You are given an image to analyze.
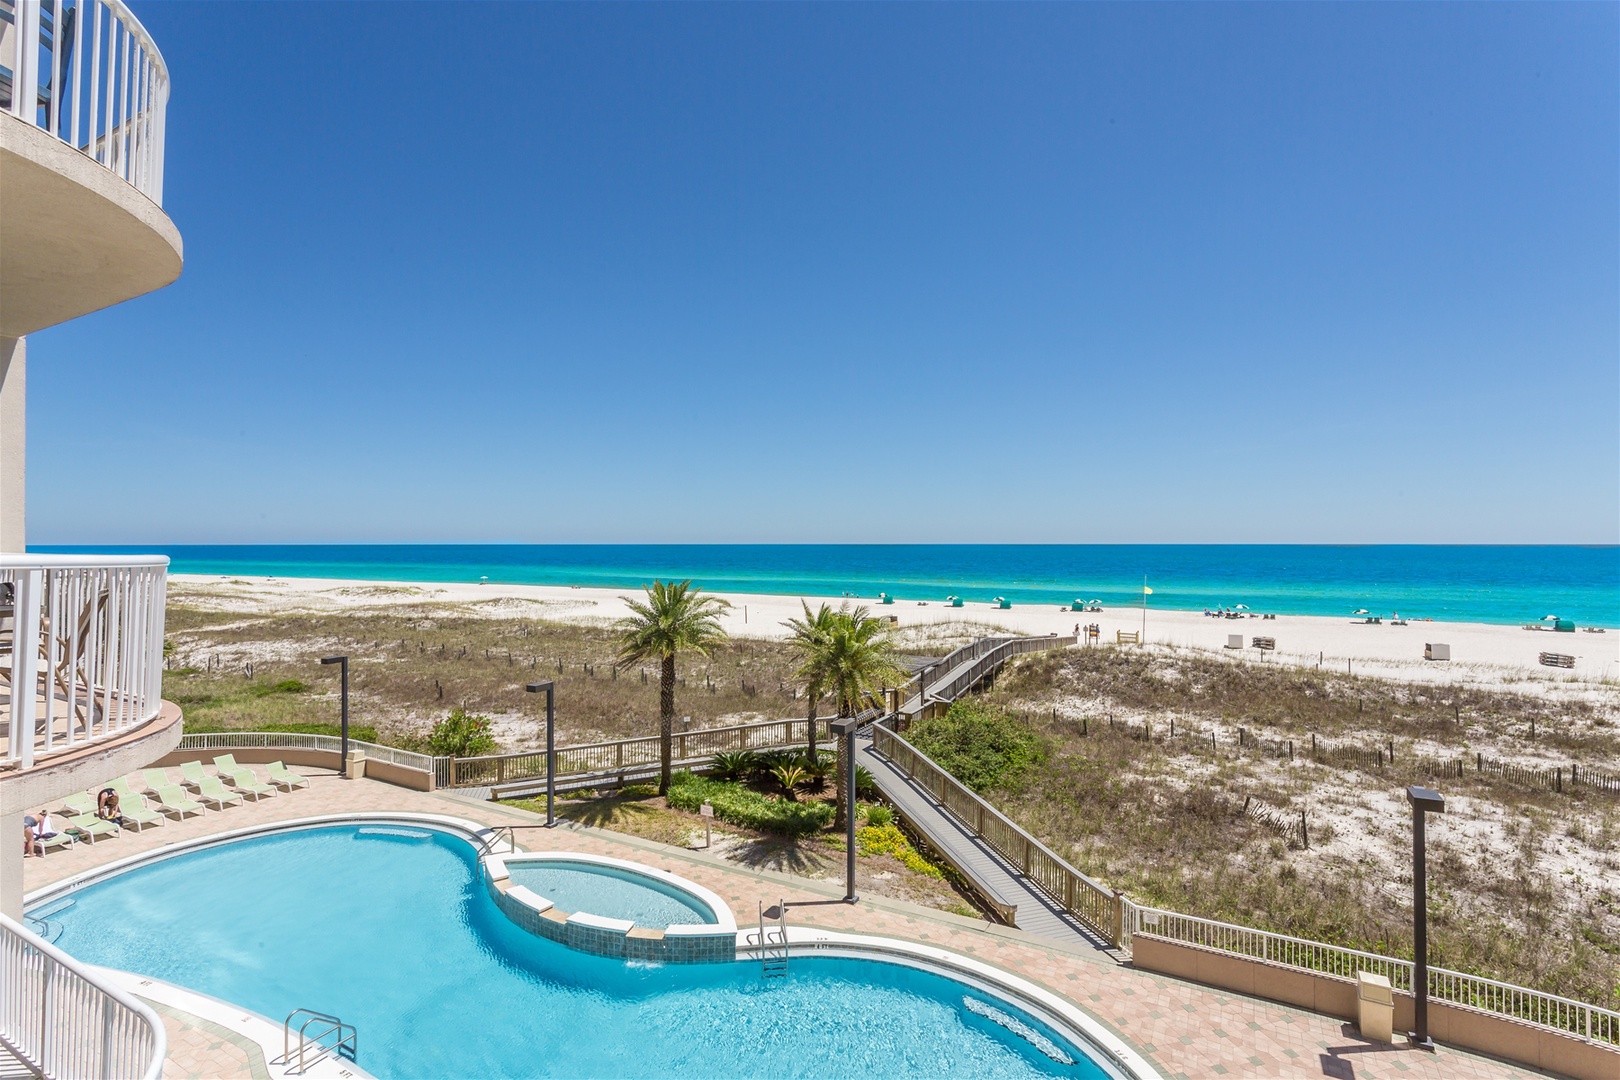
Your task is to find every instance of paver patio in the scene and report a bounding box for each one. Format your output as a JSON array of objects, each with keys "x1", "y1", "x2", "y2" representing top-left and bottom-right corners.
[{"x1": 23, "y1": 764, "x2": 1558, "y2": 1080}]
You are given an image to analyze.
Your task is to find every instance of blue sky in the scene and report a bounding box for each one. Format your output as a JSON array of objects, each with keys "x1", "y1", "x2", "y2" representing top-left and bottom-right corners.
[{"x1": 27, "y1": 2, "x2": 1618, "y2": 544}]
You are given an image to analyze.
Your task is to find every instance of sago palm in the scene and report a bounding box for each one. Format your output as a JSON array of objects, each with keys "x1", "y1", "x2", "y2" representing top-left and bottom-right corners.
[
  {"x1": 816, "y1": 605, "x2": 906, "y2": 828},
  {"x1": 614, "y1": 580, "x2": 730, "y2": 795},
  {"x1": 784, "y1": 600, "x2": 841, "y2": 767}
]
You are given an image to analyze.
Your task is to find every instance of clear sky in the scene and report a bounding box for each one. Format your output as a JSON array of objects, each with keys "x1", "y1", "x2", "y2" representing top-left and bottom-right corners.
[{"x1": 26, "y1": 2, "x2": 1619, "y2": 544}]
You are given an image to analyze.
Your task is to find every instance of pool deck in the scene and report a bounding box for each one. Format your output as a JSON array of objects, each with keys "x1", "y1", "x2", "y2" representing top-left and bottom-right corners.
[{"x1": 24, "y1": 765, "x2": 1556, "y2": 1080}]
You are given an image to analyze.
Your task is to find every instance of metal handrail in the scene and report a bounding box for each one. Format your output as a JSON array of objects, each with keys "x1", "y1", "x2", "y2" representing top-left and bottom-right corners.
[
  {"x1": 281, "y1": 1008, "x2": 356, "y2": 1075},
  {"x1": 0, "y1": 912, "x2": 165, "y2": 1080}
]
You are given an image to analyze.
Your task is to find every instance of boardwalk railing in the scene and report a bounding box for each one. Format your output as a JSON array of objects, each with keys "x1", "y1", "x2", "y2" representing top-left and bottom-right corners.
[
  {"x1": 0, "y1": 912, "x2": 165, "y2": 1080},
  {"x1": 917, "y1": 635, "x2": 1076, "y2": 710},
  {"x1": 871, "y1": 716, "x2": 1124, "y2": 945},
  {"x1": 1128, "y1": 905, "x2": 1620, "y2": 1047},
  {"x1": 451, "y1": 717, "x2": 833, "y2": 788}
]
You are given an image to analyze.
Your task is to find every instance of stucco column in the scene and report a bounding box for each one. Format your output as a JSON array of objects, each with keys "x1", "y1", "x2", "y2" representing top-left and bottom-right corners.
[
  {"x1": 1, "y1": 810, "x2": 23, "y2": 920},
  {"x1": 0, "y1": 335, "x2": 23, "y2": 551}
]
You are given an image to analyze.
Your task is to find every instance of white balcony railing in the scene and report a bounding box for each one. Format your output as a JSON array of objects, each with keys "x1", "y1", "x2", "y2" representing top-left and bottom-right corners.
[
  {"x1": 0, "y1": 912, "x2": 165, "y2": 1080},
  {"x1": 1, "y1": 554, "x2": 168, "y2": 769},
  {"x1": 1, "y1": 0, "x2": 169, "y2": 204}
]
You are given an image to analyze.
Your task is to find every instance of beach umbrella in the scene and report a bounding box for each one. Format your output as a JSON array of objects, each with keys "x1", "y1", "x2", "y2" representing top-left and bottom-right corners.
[
  {"x1": 1542, "y1": 614, "x2": 1560, "y2": 621},
  {"x1": 1353, "y1": 609, "x2": 1370, "y2": 616},
  {"x1": 1233, "y1": 604, "x2": 1250, "y2": 611}
]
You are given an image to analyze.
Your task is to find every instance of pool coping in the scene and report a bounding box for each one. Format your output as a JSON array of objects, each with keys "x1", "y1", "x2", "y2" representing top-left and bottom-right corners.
[
  {"x1": 488, "y1": 849, "x2": 740, "y2": 934},
  {"x1": 27, "y1": 811, "x2": 1163, "y2": 1080}
]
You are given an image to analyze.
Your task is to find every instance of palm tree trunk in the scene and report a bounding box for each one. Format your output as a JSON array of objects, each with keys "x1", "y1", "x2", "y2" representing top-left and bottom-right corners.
[
  {"x1": 659, "y1": 653, "x2": 676, "y2": 796},
  {"x1": 805, "y1": 684, "x2": 819, "y2": 768}
]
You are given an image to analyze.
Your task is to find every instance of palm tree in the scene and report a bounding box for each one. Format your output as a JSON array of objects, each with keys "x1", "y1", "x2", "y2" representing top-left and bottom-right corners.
[
  {"x1": 816, "y1": 605, "x2": 906, "y2": 829},
  {"x1": 784, "y1": 601, "x2": 840, "y2": 767},
  {"x1": 614, "y1": 580, "x2": 730, "y2": 795}
]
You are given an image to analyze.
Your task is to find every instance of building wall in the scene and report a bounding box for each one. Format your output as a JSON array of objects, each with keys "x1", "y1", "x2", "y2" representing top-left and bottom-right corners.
[{"x1": 0, "y1": 336, "x2": 22, "y2": 549}]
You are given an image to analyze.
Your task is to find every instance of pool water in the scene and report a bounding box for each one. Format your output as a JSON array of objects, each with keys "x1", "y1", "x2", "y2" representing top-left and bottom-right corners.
[
  {"x1": 42, "y1": 825, "x2": 1113, "y2": 1080},
  {"x1": 505, "y1": 860, "x2": 717, "y2": 927}
]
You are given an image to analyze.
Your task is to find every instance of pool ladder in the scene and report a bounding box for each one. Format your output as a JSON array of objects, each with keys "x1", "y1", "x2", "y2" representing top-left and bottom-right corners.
[
  {"x1": 753, "y1": 899, "x2": 789, "y2": 978},
  {"x1": 279, "y1": 1008, "x2": 357, "y2": 1075}
]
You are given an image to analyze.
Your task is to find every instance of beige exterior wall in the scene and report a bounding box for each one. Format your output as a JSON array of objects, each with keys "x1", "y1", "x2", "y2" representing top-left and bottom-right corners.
[{"x1": 1131, "y1": 934, "x2": 1620, "y2": 1080}]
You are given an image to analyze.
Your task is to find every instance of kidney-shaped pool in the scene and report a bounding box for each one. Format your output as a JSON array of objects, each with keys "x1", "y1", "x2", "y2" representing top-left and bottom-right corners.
[{"x1": 34, "y1": 822, "x2": 1137, "y2": 1079}]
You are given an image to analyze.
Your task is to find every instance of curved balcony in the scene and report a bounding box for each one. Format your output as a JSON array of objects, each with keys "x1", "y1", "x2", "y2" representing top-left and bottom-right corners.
[
  {"x1": 0, "y1": 0, "x2": 180, "y2": 338},
  {"x1": 0, "y1": 554, "x2": 169, "y2": 771},
  {"x1": 2, "y1": 0, "x2": 168, "y2": 203}
]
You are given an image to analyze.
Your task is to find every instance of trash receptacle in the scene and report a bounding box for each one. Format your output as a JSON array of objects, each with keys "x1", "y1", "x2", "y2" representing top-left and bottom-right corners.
[
  {"x1": 1356, "y1": 971, "x2": 1394, "y2": 1043},
  {"x1": 1226, "y1": 634, "x2": 1244, "y2": 649},
  {"x1": 1425, "y1": 643, "x2": 1450, "y2": 661}
]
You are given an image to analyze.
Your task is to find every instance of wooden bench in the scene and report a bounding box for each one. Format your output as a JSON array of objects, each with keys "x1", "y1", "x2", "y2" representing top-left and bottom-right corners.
[
  {"x1": 1539, "y1": 652, "x2": 1576, "y2": 669},
  {"x1": 1116, "y1": 630, "x2": 1141, "y2": 645}
]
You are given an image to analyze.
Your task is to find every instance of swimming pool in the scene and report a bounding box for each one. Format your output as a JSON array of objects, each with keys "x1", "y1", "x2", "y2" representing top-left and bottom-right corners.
[
  {"x1": 36, "y1": 820, "x2": 1139, "y2": 1079},
  {"x1": 502, "y1": 854, "x2": 720, "y2": 928}
]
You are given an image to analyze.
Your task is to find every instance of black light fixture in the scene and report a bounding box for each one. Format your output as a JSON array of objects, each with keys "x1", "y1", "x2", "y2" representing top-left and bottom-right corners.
[
  {"x1": 526, "y1": 681, "x2": 557, "y2": 826},
  {"x1": 320, "y1": 655, "x2": 350, "y2": 778},
  {"x1": 1406, "y1": 785, "x2": 1446, "y2": 1051},
  {"x1": 829, "y1": 714, "x2": 864, "y2": 903}
]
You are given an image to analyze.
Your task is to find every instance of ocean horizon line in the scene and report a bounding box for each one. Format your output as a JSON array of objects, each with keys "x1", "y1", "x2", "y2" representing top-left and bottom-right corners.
[{"x1": 30, "y1": 543, "x2": 1619, "y2": 628}]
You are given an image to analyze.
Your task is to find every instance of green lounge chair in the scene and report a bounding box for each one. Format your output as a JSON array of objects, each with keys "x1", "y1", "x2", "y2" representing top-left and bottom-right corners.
[
  {"x1": 34, "y1": 830, "x2": 76, "y2": 854},
  {"x1": 151, "y1": 784, "x2": 205, "y2": 819},
  {"x1": 143, "y1": 768, "x2": 175, "y2": 793},
  {"x1": 65, "y1": 813, "x2": 118, "y2": 843},
  {"x1": 115, "y1": 791, "x2": 165, "y2": 832},
  {"x1": 218, "y1": 761, "x2": 275, "y2": 803},
  {"x1": 212, "y1": 753, "x2": 243, "y2": 776},
  {"x1": 63, "y1": 792, "x2": 112, "y2": 821},
  {"x1": 266, "y1": 761, "x2": 308, "y2": 791},
  {"x1": 189, "y1": 773, "x2": 243, "y2": 810}
]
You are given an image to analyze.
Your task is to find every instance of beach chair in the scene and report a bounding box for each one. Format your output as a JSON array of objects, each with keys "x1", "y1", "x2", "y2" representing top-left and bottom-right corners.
[
  {"x1": 62, "y1": 792, "x2": 107, "y2": 820},
  {"x1": 189, "y1": 773, "x2": 244, "y2": 811},
  {"x1": 142, "y1": 768, "x2": 175, "y2": 793},
  {"x1": 265, "y1": 761, "x2": 309, "y2": 791},
  {"x1": 150, "y1": 784, "x2": 205, "y2": 819},
  {"x1": 34, "y1": 830, "x2": 76, "y2": 855},
  {"x1": 215, "y1": 758, "x2": 275, "y2": 801}
]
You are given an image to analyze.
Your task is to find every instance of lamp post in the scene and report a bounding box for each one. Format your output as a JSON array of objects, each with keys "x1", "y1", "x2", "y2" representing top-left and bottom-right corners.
[
  {"x1": 829, "y1": 714, "x2": 863, "y2": 903},
  {"x1": 1407, "y1": 785, "x2": 1446, "y2": 1051},
  {"x1": 320, "y1": 655, "x2": 349, "y2": 778},
  {"x1": 526, "y1": 681, "x2": 556, "y2": 826}
]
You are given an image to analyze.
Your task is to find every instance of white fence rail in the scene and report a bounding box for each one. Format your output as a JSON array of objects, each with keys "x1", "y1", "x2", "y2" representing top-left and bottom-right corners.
[
  {"x1": 175, "y1": 730, "x2": 443, "y2": 780},
  {"x1": 2, "y1": 554, "x2": 168, "y2": 769},
  {"x1": 2, "y1": 0, "x2": 169, "y2": 204},
  {"x1": 1129, "y1": 905, "x2": 1620, "y2": 1046},
  {"x1": 0, "y1": 912, "x2": 165, "y2": 1080}
]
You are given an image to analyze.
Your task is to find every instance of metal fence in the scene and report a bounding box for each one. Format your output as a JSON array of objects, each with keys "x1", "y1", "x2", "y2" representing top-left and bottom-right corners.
[
  {"x1": 175, "y1": 730, "x2": 440, "y2": 773},
  {"x1": 1128, "y1": 905, "x2": 1620, "y2": 1046},
  {"x1": 0, "y1": 912, "x2": 165, "y2": 1080},
  {"x1": 871, "y1": 716, "x2": 1122, "y2": 945},
  {"x1": 3, "y1": 0, "x2": 170, "y2": 203},
  {"x1": 2, "y1": 555, "x2": 168, "y2": 769}
]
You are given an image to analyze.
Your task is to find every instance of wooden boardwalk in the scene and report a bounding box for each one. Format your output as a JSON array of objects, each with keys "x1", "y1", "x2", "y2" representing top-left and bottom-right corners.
[{"x1": 856, "y1": 730, "x2": 1119, "y2": 957}]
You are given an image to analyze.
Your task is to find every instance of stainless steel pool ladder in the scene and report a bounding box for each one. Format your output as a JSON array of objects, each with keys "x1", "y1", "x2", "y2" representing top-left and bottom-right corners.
[
  {"x1": 279, "y1": 1008, "x2": 357, "y2": 1075},
  {"x1": 752, "y1": 898, "x2": 789, "y2": 978}
]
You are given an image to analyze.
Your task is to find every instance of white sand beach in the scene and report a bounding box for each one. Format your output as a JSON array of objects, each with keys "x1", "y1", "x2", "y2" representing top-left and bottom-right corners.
[{"x1": 172, "y1": 574, "x2": 1620, "y2": 694}]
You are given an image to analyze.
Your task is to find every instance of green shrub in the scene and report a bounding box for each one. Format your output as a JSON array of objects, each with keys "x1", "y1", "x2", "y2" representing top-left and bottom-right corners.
[
  {"x1": 770, "y1": 763, "x2": 809, "y2": 801},
  {"x1": 906, "y1": 699, "x2": 1046, "y2": 794},
  {"x1": 856, "y1": 822, "x2": 943, "y2": 878},
  {"x1": 854, "y1": 765, "x2": 878, "y2": 799},
  {"x1": 709, "y1": 750, "x2": 758, "y2": 781},
  {"x1": 667, "y1": 773, "x2": 833, "y2": 836},
  {"x1": 863, "y1": 803, "x2": 894, "y2": 828},
  {"x1": 421, "y1": 707, "x2": 498, "y2": 757}
]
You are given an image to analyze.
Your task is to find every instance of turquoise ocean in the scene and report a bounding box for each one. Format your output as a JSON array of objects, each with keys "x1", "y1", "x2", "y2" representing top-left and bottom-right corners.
[{"x1": 31, "y1": 545, "x2": 1619, "y2": 627}]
